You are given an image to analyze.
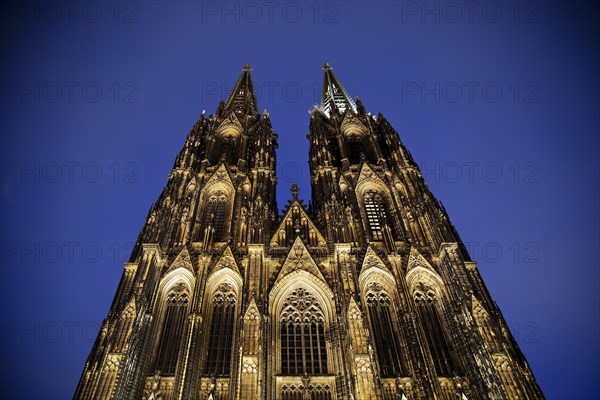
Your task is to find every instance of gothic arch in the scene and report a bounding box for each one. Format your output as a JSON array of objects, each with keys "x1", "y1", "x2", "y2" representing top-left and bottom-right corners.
[
  {"x1": 197, "y1": 168, "x2": 235, "y2": 243},
  {"x1": 357, "y1": 248, "x2": 397, "y2": 293},
  {"x1": 357, "y1": 254, "x2": 405, "y2": 378},
  {"x1": 340, "y1": 113, "x2": 377, "y2": 164},
  {"x1": 151, "y1": 268, "x2": 195, "y2": 376},
  {"x1": 204, "y1": 259, "x2": 243, "y2": 307},
  {"x1": 406, "y1": 264, "x2": 457, "y2": 377},
  {"x1": 210, "y1": 113, "x2": 243, "y2": 164},
  {"x1": 355, "y1": 169, "x2": 399, "y2": 243},
  {"x1": 157, "y1": 266, "x2": 196, "y2": 302},
  {"x1": 392, "y1": 178, "x2": 408, "y2": 200},
  {"x1": 340, "y1": 112, "x2": 368, "y2": 137},
  {"x1": 270, "y1": 270, "x2": 335, "y2": 324},
  {"x1": 355, "y1": 176, "x2": 390, "y2": 202},
  {"x1": 202, "y1": 266, "x2": 243, "y2": 377},
  {"x1": 405, "y1": 265, "x2": 445, "y2": 299},
  {"x1": 269, "y1": 270, "x2": 336, "y2": 380}
]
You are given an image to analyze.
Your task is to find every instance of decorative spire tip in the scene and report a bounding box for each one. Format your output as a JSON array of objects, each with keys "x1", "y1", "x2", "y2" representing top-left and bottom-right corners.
[
  {"x1": 243, "y1": 64, "x2": 253, "y2": 72},
  {"x1": 291, "y1": 183, "x2": 299, "y2": 199},
  {"x1": 323, "y1": 62, "x2": 332, "y2": 71}
]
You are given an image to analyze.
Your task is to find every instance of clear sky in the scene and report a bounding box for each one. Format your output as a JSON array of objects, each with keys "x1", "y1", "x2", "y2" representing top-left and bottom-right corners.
[{"x1": 0, "y1": 1, "x2": 598, "y2": 399}]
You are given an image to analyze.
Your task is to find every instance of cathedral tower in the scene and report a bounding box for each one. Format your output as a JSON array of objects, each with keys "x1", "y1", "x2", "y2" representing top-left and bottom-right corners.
[{"x1": 75, "y1": 65, "x2": 544, "y2": 399}]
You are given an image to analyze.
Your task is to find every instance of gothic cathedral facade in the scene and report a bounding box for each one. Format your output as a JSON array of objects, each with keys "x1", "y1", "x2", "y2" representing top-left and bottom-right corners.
[{"x1": 75, "y1": 65, "x2": 544, "y2": 399}]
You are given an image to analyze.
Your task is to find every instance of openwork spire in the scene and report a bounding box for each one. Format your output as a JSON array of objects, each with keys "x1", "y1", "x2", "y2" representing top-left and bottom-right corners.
[
  {"x1": 320, "y1": 62, "x2": 357, "y2": 116},
  {"x1": 225, "y1": 64, "x2": 259, "y2": 115}
]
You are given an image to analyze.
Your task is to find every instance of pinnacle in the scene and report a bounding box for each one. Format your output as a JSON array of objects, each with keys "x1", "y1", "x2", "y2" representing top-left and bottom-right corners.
[{"x1": 291, "y1": 183, "x2": 299, "y2": 200}]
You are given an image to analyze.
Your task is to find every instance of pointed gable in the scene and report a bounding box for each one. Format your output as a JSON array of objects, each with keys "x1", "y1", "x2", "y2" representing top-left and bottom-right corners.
[
  {"x1": 360, "y1": 245, "x2": 392, "y2": 274},
  {"x1": 347, "y1": 297, "x2": 363, "y2": 320},
  {"x1": 270, "y1": 200, "x2": 326, "y2": 248},
  {"x1": 406, "y1": 246, "x2": 435, "y2": 274},
  {"x1": 215, "y1": 111, "x2": 243, "y2": 136},
  {"x1": 362, "y1": 246, "x2": 386, "y2": 271},
  {"x1": 274, "y1": 237, "x2": 326, "y2": 283},
  {"x1": 206, "y1": 163, "x2": 234, "y2": 187},
  {"x1": 210, "y1": 246, "x2": 240, "y2": 276},
  {"x1": 405, "y1": 246, "x2": 445, "y2": 296},
  {"x1": 341, "y1": 109, "x2": 368, "y2": 136},
  {"x1": 355, "y1": 163, "x2": 387, "y2": 192},
  {"x1": 202, "y1": 163, "x2": 235, "y2": 198},
  {"x1": 357, "y1": 245, "x2": 397, "y2": 292},
  {"x1": 243, "y1": 297, "x2": 261, "y2": 321},
  {"x1": 166, "y1": 247, "x2": 194, "y2": 275}
]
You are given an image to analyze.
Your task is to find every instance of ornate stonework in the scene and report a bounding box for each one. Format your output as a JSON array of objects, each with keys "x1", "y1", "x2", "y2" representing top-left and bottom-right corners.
[{"x1": 75, "y1": 65, "x2": 543, "y2": 399}]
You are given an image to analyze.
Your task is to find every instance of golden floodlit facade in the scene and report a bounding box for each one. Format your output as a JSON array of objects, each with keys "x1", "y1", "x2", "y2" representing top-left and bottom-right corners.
[{"x1": 75, "y1": 65, "x2": 544, "y2": 399}]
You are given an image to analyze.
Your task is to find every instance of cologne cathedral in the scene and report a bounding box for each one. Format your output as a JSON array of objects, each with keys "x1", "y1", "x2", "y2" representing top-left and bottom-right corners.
[{"x1": 75, "y1": 65, "x2": 544, "y2": 399}]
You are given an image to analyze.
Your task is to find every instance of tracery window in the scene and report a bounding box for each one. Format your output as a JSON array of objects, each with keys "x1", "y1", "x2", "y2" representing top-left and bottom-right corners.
[
  {"x1": 204, "y1": 283, "x2": 237, "y2": 376},
  {"x1": 280, "y1": 288, "x2": 328, "y2": 375},
  {"x1": 414, "y1": 287, "x2": 455, "y2": 377},
  {"x1": 363, "y1": 190, "x2": 388, "y2": 241},
  {"x1": 155, "y1": 283, "x2": 190, "y2": 375},
  {"x1": 281, "y1": 383, "x2": 332, "y2": 400},
  {"x1": 365, "y1": 283, "x2": 402, "y2": 377},
  {"x1": 203, "y1": 191, "x2": 229, "y2": 241}
]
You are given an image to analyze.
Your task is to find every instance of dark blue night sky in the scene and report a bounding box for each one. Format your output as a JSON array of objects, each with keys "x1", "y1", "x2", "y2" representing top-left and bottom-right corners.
[{"x1": 1, "y1": 1, "x2": 598, "y2": 399}]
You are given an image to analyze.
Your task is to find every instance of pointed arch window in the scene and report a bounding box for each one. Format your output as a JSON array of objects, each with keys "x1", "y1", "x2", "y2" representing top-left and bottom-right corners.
[
  {"x1": 365, "y1": 283, "x2": 402, "y2": 377},
  {"x1": 203, "y1": 191, "x2": 229, "y2": 242},
  {"x1": 218, "y1": 136, "x2": 238, "y2": 164},
  {"x1": 280, "y1": 288, "x2": 328, "y2": 375},
  {"x1": 363, "y1": 190, "x2": 388, "y2": 241},
  {"x1": 155, "y1": 283, "x2": 190, "y2": 375},
  {"x1": 204, "y1": 283, "x2": 237, "y2": 376},
  {"x1": 347, "y1": 136, "x2": 365, "y2": 165},
  {"x1": 414, "y1": 286, "x2": 455, "y2": 377}
]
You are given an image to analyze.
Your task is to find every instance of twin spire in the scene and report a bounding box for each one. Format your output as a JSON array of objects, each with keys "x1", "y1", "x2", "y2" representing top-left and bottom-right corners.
[
  {"x1": 223, "y1": 63, "x2": 357, "y2": 117},
  {"x1": 320, "y1": 62, "x2": 357, "y2": 116},
  {"x1": 224, "y1": 64, "x2": 259, "y2": 115}
]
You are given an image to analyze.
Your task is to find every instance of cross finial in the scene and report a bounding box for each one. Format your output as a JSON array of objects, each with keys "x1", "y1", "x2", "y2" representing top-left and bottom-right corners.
[
  {"x1": 243, "y1": 64, "x2": 252, "y2": 72},
  {"x1": 291, "y1": 183, "x2": 299, "y2": 199},
  {"x1": 323, "y1": 62, "x2": 332, "y2": 71}
]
